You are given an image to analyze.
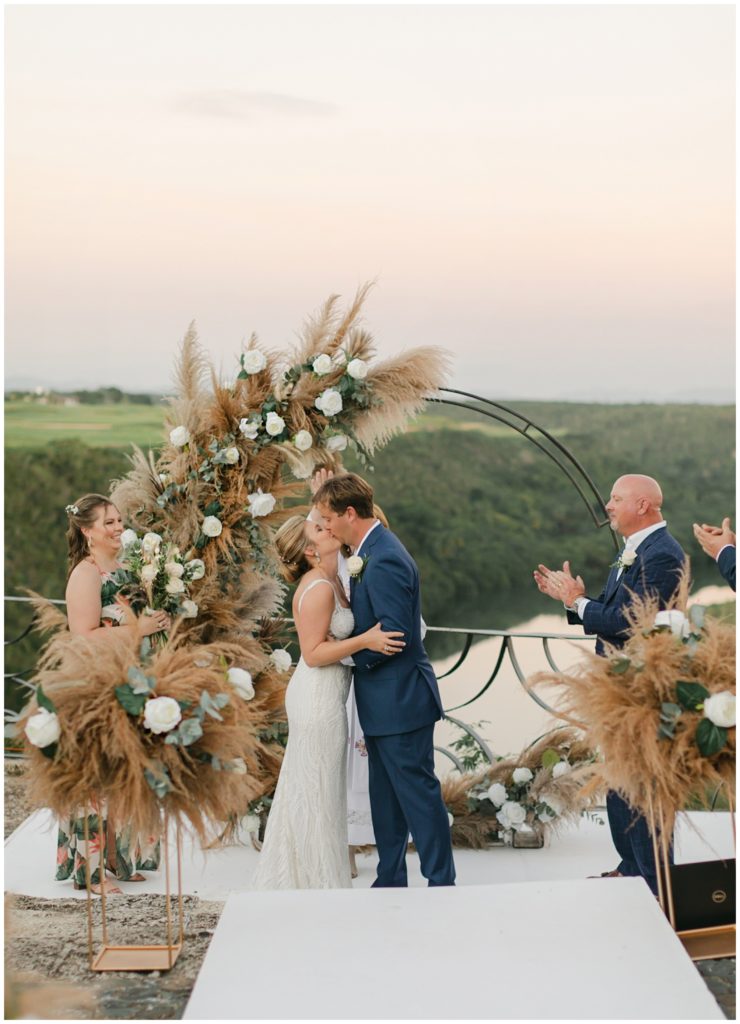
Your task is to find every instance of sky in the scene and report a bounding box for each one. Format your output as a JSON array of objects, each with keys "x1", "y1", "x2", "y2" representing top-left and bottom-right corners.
[{"x1": 5, "y1": 4, "x2": 736, "y2": 402}]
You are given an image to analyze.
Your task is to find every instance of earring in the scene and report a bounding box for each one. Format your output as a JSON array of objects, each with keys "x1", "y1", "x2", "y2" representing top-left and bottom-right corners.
[{"x1": 315, "y1": 551, "x2": 321, "y2": 564}]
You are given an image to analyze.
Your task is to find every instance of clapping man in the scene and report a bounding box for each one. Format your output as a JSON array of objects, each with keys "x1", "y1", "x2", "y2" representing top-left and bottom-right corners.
[
  {"x1": 693, "y1": 517, "x2": 736, "y2": 591},
  {"x1": 534, "y1": 474, "x2": 686, "y2": 895}
]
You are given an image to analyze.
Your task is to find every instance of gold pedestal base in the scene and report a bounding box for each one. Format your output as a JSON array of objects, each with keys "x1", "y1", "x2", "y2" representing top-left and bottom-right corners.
[
  {"x1": 678, "y1": 924, "x2": 736, "y2": 962},
  {"x1": 91, "y1": 943, "x2": 183, "y2": 972}
]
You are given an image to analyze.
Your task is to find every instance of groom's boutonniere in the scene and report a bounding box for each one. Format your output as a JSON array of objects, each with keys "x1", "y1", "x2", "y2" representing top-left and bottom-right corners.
[
  {"x1": 347, "y1": 555, "x2": 369, "y2": 581},
  {"x1": 611, "y1": 549, "x2": 638, "y2": 572}
]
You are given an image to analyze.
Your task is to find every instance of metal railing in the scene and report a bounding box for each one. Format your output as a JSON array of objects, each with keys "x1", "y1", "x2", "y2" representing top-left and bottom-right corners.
[{"x1": 5, "y1": 595, "x2": 595, "y2": 764}]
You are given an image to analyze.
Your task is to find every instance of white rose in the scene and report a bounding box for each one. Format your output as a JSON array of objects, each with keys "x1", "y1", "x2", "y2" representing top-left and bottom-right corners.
[
  {"x1": 228, "y1": 757, "x2": 248, "y2": 775},
  {"x1": 242, "y1": 812, "x2": 261, "y2": 834},
  {"x1": 185, "y1": 558, "x2": 205, "y2": 580},
  {"x1": 346, "y1": 555, "x2": 365, "y2": 577},
  {"x1": 312, "y1": 354, "x2": 333, "y2": 376},
  {"x1": 621, "y1": 549, "x2": 637, "y2": 567},
  {"x1": 143, "y1": 696, "x2": 182, "y2": 734},
  {"x1": 227, "y1": 667, "x2": 255, "y2": 701},
  {"x1": 325, "y1": 433, "x2": 348, "y2": 453},
  {"x1": 165, "y1": 561, "x2": 184, "y2": 578},
  {"x1": 499, "y1": 800, "x2": 526, "y2": 827},
  {"x1": 332, "y1": 349, "x2": 347, "y2": 367},
  {"x1": 270, "y1": 648, "x2": 293, "y2": 673},
  {"x1": 265, "y1": 412, "x2": 286, "y2": 437},
  {"x1": 243, "y1": 349, "x2": 267, "y2": 374},
  {"x1": 25, "y1": 708, "x2": 61, "y2": 748},
  {"x1": 223, "y1": 447, "x2": 240, "y2": 465},
  {"x1": 315, "y1": 388, "x2": 343, "y2": 417},
  {"x1": 447, "y1": 812, "x2": 454, "y2": 828},
  {"x1": 294, "y1": 430, "x2": 313, "y2": 452},
  {"x1": 496, "y1": 806, "x2": 512, "y2": 830},
  {"x1": 703, "y1": 691, "x2": 736, "y2": 728},
  {"x1": 247, "y1": 489, "x2": 276, "y2": 518},
  {"x1": 180, "y1": 599, "x2": 199, "y2": 619},
  {"x1": 169, "y1": 425, "x2": 190, "y2": 447},
  {"x1": 512, "y1": 766, "x2": 534, "y2": 785},
  {"x1": 141, "y1": 532, "x2": 162, "y2": 556},
  {"x1": 654, "y1": 610, "x2": 691, "y2": 639},
  {"x1": 238, "y1": 418, "x2": 260, "y2": 440},
  {"x1": 120, "y1": 529, "x2": 138, "y2": 548},
  {"x1": 141, "y1": 564, "x2": 158, "y2": 584},
  {"x1": 347, "y1": 358, "x2": 368, "y2": 380},
  {"x1": 165, "y1": 576, "x2": 186, "y2": 595},
  {"x1": 552, "y1": 760, "x2": 571, "y2": 779},
  {"x1": 486, "y1": 782, "x2": 508, "y2": 807},
  {"x1": 202, "y1": 516, "x2": 223, "y2": 537}
]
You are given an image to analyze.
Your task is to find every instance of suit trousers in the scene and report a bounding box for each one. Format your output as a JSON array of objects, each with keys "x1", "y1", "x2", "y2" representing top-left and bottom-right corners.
[
  {"x1": 364, "y1": 724, "x2": 456, "y2": 888},
  {"x1": 607, "y1": 790, "x2": 673, "y2": 895}
]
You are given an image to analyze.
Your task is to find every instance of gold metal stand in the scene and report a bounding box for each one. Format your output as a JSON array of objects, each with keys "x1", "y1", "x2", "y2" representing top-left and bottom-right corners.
[
  {"x1": 83, "y1": 809, "x2": 184, "y2": 972},
  {"x1": 649, "y1": 793, "x2": 736, "y2": 962}
]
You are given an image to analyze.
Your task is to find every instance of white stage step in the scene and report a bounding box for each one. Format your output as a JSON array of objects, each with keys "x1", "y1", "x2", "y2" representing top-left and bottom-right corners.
[{"x1": 183, "y1": 880, "x2": 723, "y2": 1020}]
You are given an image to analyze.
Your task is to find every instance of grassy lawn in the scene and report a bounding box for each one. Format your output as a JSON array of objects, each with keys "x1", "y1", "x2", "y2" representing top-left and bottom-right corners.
[{"x1": 5, "y1": 401, "x2": 168, "y2": 448}]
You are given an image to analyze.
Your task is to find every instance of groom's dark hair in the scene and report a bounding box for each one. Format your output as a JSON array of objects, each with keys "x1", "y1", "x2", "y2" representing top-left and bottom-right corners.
[{"x1": 314, "y1": 472, "x2": 375, "y2": 519}]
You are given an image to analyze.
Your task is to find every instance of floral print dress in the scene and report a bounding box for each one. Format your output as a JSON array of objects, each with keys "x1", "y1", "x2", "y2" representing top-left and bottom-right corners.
[{"x1": 55, "y1": 567, "x2": 161, "y2": 886}]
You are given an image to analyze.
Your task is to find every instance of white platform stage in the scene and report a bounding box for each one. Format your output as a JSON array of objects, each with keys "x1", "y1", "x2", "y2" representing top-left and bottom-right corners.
[
  {"x1": 4, "y1": 809, "x2": 734, "y2": 899},
  {"x1": 184, "y1": 881, "x2": 723, "y2": 1020}
]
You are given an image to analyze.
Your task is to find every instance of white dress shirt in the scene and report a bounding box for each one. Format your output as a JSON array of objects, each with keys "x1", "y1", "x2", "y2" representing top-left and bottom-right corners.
[
  {"x1": 573, "y1": 520, "x2": 667, "y2": 619},
  {"x1": 354, "y1": 519, "x2": 381, "y2": 557}
]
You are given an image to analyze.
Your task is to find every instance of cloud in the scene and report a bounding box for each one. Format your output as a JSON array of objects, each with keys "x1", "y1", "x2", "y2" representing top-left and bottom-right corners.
[{"x1": 174, "y1": 90, "x2": 339, "y2": 120}]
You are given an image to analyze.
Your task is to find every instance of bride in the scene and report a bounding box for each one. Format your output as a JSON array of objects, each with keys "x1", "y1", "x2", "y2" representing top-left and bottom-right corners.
[{"x1": 251, "y1": 511, "x2": 405, "y2": 890}]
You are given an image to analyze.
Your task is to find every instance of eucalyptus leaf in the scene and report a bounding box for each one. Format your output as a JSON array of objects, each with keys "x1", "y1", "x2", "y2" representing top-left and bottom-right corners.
[
  {"x1": 127, "y1": 666, "x2": 154, "y2": 695},
  {"x1": 178, "y1": 718, "x2": 204, "y2": 746},
  {"x1": 689, "y1": 604, "x2": 706, "y2": 630},
  {"x1": 676, "y1": 680, "x2": 709, "y2": 711},
  {"x1": 695, "y1": 718, "x2": 727, "y2": 757},
  {"x1": 609, "y1": 657, "x2": 632, "y2": 675},
  {"x1": 36, "y1": 685, "x2": 56, "y2": 713},
  {"x1": 115, "y1": 684, "x2": 147, "y2": 717},
  {"x1": 144, "y1": 765, "x2": 172, "y2": 798},
  {"x1": 164, "y1": 732, "x2": 181, "y2": 745},
  {"x1": 139, "y1": 636, "x2": 152, "y2": 662},
  {"x1": 211, "y1": 756, "x2": 222, "y2": 771}
]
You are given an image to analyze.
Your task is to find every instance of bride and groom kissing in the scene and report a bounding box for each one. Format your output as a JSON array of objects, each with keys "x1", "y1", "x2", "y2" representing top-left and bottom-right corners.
[{"x1": 252, "y1": 472, "x2": 456, "y2": 890}]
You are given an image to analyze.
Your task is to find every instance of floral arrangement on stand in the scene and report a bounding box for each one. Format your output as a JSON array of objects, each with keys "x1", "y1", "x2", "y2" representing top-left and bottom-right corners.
[
  {"x1": 21, "y1": 285, "x2": 451, "y2": 839},
  {"x1": 532, "y1": 582, "x2": 736, "y2": 837},
  {"x1": 442, "y1": 728, "x2": 600, "y2": 849}
]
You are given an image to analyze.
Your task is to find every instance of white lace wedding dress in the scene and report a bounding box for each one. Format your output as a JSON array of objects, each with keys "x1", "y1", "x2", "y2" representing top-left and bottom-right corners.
[{"x1": 251, "y1": 578, "x2": 354, "y2": 890}]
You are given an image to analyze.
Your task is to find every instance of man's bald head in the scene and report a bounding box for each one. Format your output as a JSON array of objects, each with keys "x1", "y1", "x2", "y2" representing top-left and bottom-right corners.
[{"x1": 606, "y1": 475, "x2": 664, "y2": 537}]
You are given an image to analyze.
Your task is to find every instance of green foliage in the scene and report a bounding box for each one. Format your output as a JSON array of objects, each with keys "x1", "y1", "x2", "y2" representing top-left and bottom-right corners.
[
  {"x1": 448, "y1": 720, "x2": 492, "y2": 771},
  {"x1": 695, "y1": 718, "x2": 728, "y2": 757},
  {"x1": 676, "y1": 680, "x2": 709, "y2": 711}
]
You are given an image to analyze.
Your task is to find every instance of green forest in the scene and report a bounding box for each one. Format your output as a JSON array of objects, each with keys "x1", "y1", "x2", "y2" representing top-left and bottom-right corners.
[{"x1": 5, "y1": 398, "x2": 735, "y2": 705}]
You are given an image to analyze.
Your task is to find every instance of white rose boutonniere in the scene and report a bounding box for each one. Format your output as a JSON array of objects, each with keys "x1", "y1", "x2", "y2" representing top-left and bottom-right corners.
[
  {"x1": 613, "y1": 548, "x2": 637, "y2": 572},
  {"x1": 169, "y1": 425, "x2": 190, "y2": 447},
  {"x1": 247, "y1": 489, "x2": 276, "y2": 518},
  {"x1": 143, "y1": 696, "x2": 182, "y2": 735},
  {"x1": 347, "y1": 555, "x2": 369, "y2": 580},
  {"x1": 312, "y1": 354, "x2": 333, "y2": 376},
  {"x1": 265, "y1": 412, "x2": 286, "y2": 437},
  {"x1": 315, "y1": 388, "x2": 343, "y2": 417}
]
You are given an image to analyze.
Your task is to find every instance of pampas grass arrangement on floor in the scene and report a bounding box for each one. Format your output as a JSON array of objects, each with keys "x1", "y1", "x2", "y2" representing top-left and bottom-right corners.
[{"x1": 22, "y1": 287, "x2": 451, "y2": 840}]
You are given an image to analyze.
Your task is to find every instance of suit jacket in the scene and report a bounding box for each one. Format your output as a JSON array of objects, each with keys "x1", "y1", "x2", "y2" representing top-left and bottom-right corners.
[
  {"x1": 567, "y1": 526, "x2": 687, "y2": 655},
  {"x1": 717, "y1": 546, "x2": 736, "y2": 592},
  {"x1": 350, "y1": 525, "x2": 442, "y2": 736}
]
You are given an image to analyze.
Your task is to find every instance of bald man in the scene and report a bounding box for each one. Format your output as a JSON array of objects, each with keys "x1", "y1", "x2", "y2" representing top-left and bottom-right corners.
[{"x1": 534, "y1": 474, "x2": 687, "y2": 895}]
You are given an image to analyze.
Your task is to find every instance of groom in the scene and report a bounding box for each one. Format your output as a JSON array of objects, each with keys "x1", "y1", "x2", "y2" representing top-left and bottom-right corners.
[{"x1": 314, "y1": 472, "x2": 456, "y2": 887}]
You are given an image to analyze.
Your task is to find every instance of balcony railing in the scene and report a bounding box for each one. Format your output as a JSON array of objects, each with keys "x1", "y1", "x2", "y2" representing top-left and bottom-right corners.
[{"x1": 5, "y1": 595, "x2": 596, "y2": 766}]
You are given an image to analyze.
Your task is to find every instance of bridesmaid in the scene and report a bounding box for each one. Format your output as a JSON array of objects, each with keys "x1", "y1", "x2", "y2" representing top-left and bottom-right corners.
[{"x1": 56, "y1": 494, "x2": 170, "y2": 895}]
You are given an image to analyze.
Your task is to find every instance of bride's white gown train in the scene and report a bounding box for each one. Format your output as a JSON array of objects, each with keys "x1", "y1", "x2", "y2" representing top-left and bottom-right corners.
[{"x1": 251, "y1": 578, "x2": 354, "y2": 890}]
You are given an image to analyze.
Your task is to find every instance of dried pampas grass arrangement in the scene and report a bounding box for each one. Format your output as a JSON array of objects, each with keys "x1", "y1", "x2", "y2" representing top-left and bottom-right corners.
[
  {"x1": 23, "y1": 286, "x2": 451, "y2": 838},
  {"x1": 532, "y1": 587, "x2": 736, "y2": 837},
  {"x1": 442, "y1": 728, "x2": 600, "y2": 849}
]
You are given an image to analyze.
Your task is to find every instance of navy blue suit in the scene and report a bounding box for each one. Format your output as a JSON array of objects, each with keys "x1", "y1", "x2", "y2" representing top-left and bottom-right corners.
[
  {"x1": 567, "y1": 526, "x2": 687, "y2": 893},
  {"x1": 717, "y1": 546, "x2": 736, "y2": 591},
  {"x1": 351, "y1": 524, "x2": 456, "y2": 887}
]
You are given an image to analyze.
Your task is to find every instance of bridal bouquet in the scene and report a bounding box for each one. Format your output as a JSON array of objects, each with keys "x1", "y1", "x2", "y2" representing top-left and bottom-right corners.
[{"x1": 115, "y1": 529, "x2": 205, "y2": 622}]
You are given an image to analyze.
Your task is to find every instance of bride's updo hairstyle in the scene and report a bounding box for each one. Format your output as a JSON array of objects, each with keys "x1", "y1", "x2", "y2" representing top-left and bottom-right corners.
[
  {"x1": 274, "y1": 515, "x2": 314, "y2": 584},
  {"x1": 65, "y1": 494, "x2": 114, "y2": 578}
]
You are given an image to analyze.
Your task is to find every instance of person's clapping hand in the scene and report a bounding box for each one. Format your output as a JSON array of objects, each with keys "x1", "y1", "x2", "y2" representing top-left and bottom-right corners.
[
  {"x1": 693, "y1": 517, "x2": 735, "y2": 560},
  {"x1": 534, "y1": 561, "x2": 585, "y2": 606}
]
